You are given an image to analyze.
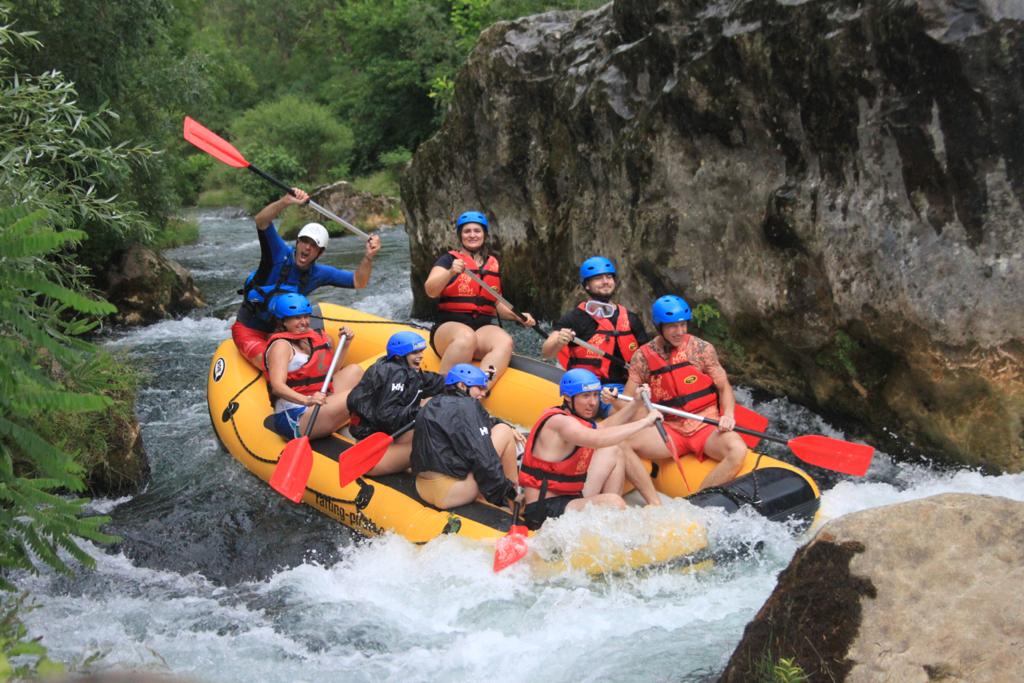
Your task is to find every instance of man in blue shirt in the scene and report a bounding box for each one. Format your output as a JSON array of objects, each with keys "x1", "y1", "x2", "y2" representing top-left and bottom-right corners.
[{"x1": 231, "y1": 188, "x2": 381, "y2": 368}]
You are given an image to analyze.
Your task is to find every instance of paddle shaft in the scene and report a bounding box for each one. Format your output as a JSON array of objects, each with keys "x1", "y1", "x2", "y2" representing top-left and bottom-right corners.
[
  {"x1": 458, "y1": 268, "x2": 546, "y2": 340},
  {"x1": 247, "y1": 165, "x2": 370, "y2": 239},
  {"x1": 300, "y1": 334, "x2": 348, "y2": 437},
  {"x1": 183, "y1": 116, "x2": 369, "y2": 239},
  {"x1": 640, "y1": 391, "x2": 671, "y2": 443},
  {"x1": 617, "y1": 394, "x2": 785, "y2": 445}
]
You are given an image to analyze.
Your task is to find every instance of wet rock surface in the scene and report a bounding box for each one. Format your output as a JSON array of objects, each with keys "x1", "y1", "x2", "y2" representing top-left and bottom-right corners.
[
  {"x1": 720, "y1": 493, "x2": 1024, "y2": 682},
  {"x1": 283, "y1": 180, "x2": 402, "y2": 238},
  {"x1": 402, "y1": 0, "x2": 1024, "y2": 470},
  {"x1": 101, "y1": 242, "x2": 206, "y2": 326}
]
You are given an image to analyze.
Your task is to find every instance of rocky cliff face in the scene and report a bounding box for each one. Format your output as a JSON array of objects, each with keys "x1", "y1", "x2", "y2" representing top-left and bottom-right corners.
[{"x1": 402, "y1": 0, "x2": 1024, "y2": 471}]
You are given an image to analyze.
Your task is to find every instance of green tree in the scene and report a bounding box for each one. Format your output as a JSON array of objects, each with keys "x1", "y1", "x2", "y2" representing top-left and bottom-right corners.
[
  {"x1": 1, "y1": 12, "x2": 139, "y2": 674},
  {"x1": 231, "y1": 95, "x2": 355, "y2": 182},
  {"x1": 322, "y1": 0, "x2": 460, "y2": 172},
  {"x1": 0, "y1": 13, "x2": 155, "y2": 274},
  {"x1": 5, "y1": 0, "x2": 225, "y2": 246}
]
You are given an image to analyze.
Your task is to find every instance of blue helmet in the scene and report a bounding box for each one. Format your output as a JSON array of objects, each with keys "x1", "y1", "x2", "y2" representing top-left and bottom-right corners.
[
  {"x1": 445, "y1": 363, "x2": 489, "y2": 388},
  {"x1": 386, "y1": 331, "x2": 427, "y2": 358},
  {"x1": 559, "y1": 369, "x2": 603, "y2": 398},
  {"x1": 651, "y1": 295, "x2": 692, "y2": 326},
  {"x1": 456, "y1": 211, "x2": 489, "y2": 233},
  {"x1": 270, "y1": 292, "x2": 313, "y2": 319},
  {"x1": 579, "y1": 256, "x2": 616, "y2": 284}
]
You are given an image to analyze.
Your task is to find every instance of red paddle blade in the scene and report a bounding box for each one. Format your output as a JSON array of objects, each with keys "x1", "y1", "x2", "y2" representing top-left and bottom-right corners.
[
  {"x1": 270, "y1": 436, "x2": 312, "y2": 502},
  {"x1": 493, "y1": 525, "x2": 529, "y2": 572},
  {"x1": 788, "y1": 435, "x2": 874, "y2": 476},
  {"x1": 183, "y1": 116, "x2": 250, "y2": 169},
  {"x1": 339, "y1": 432, "x2": 393, "y2": 487},
  {"x1": 734, "y1": 405, "x2": 769, "y2": 448}
]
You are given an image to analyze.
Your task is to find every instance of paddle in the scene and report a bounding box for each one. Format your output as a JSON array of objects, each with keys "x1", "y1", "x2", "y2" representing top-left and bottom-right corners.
[
  {"x1": 640, "y1": 390, "x2": 692, "y2": 493},
  {"x1": 270, "y1": 334, "x2": 350, "y2": 502},
  {"x1": 182, "y1": 116, "x2": 370, "y2": 239},
  {"x1": 339, "y1": 420, "x2": 416, "y2": 487},
  {"x1": 493, "y1": 499, "x2": 529, "y2": 572},
  {"x1": 617, "y1": 395, "x2": 874, "y2": 476},
  {"x1": 457, "y1": 268, "x2": 546, "y2": 340}
]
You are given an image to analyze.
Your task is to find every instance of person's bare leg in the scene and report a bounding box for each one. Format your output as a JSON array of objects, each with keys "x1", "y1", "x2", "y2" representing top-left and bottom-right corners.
[
  {"x1": 697, "y1": 431, "x2": 747, "y2": 490},
  {"x1": 366, "y1": 431, "x2": 413, "y2": 476},
  {"x1": 332, "y1": 364, "x2": 363, "y2": 393},
  {"x1": 300, "y1": 393, "x2": 352, "y2": 439},
  {"x1": 619, "y1": 442, "x2": 661, "y2": 505},
  {"x1": 582, "y1": 447, "x2": 625, "y2": 498},
  {"x1": 566, "y1": 493, "x2": 626, "y2": 512},
  {"x1": 474, "y1": 326, "x2": 515, "y2": 389},
  {"x1": 627, "y1": 426, "x2": 674, "y2": 461},
  {"x1": 490, "y1": 423, "x2": 519, "y2": 481},
  {"x1": 432, "y1": 322, "x2": 477, "y2": 375}
]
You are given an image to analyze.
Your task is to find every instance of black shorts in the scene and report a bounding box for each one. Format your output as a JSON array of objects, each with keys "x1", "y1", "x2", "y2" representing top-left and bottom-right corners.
[
  {"x1": 429, "y1": 314, "x2": 498, "y2": 353},
  {"x1": 523, "y1": 494, "x2": 581, "y2": 530}
]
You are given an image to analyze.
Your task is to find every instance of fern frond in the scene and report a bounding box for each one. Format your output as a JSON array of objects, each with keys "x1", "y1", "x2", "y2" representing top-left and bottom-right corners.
[
  {"x1": 0, "y1": 224, "x2": 85, "y2": 258},
  {"x1": 5, "y1": 271, "x2": 116, "y2": 316},
  {"x1": 18, "y1": 388, "x2": 112, "y2": 414}
]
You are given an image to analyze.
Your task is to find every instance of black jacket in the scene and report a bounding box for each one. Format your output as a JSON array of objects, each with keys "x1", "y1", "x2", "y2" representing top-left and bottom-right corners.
[
  {"x1": 410, "y1": 391, "x2": 517, "y2": 507},
  {"x1": 346, "y1": 356, "x2": 446, "y2": 440}
]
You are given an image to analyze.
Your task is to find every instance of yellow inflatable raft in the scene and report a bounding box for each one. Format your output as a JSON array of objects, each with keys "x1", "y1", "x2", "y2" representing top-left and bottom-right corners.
[{"x1": 207, "y1": 303, "x2": 819, "y2": 575}]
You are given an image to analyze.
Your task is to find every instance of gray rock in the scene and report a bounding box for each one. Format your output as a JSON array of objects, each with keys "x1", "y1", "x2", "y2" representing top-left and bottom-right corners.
[
  {"x1": 283, "y1": 180, "x2": 402, "y2": 239},
  {"x1": 102, "y1": 242, "x2": 205, "y2": 326},
  {"x1": 719, "y1": 493, "x2": 1024, "y2": 682},
  {"x1": 402, "y1": 0, "x2": 1024, "y2": 471}
]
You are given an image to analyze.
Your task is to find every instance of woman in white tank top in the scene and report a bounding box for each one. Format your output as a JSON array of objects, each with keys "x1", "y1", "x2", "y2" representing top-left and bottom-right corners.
[{"x1": 264, "y1": 293, "x2": 361, "y2": 439}]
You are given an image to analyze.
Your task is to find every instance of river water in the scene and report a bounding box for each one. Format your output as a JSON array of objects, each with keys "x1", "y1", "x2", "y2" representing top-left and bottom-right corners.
[{"x1": 18, "y1": 211, "x2": 1024, "y2": 682}]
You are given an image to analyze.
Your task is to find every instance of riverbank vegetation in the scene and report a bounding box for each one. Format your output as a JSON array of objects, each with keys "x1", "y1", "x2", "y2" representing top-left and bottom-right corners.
[{"x1": 1, "y1": 0, "x2": 603, "y2": 673}]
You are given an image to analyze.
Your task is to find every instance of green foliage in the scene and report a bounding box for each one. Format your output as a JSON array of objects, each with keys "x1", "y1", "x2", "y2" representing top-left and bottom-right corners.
[
  {"x1": 691, "y1": 300, "x2": 746, "y2": 361},
  {"x1": 352, "y1": 147, "x2": 412, "y2": 198},
  {"x1": 236, "y1": 145, "x2": 306, "y2": 213},
  {"x1": 5, "y1": 0, "x2": 225, "y2": 243},
  {"x1": 322, "y1": 0, "x2": 460, "y2": 172},
  {"x1": 145, "y1": 216, "x2": 200, "y2": 251},
  {"x1": 0, "y1": 203, "x2": 121, "y2": 674},
  {"x1": 0, "y1": 6, "x2": 156, "y2": 272},
  {"x1": 231, "y1": 95, "x2": 355, "y2": 182},
  {"x1": 0, "y1": 593, "x2": 65, "y2": 680},
  {"x1": 772, "y1": 657, "x2": 810, "y2": 683},
  {"x1": 815, "y1": 329, "x2": 861, "y2": 380},
  {"x1": 27, "y1": 349, "x2": 143, "y2": 489},
  {"x1": 428, "y1": 74, "x2": 456, "y2": 110}
]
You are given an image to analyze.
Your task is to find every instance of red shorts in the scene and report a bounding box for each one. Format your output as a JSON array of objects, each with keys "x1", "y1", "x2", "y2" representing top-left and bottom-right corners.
[
  {"x1": 664, "y1": 423, "x2": 715, "y2": 461},
  {"x1": 231, "y1": 321, "x2": 270, "y2": 370}
]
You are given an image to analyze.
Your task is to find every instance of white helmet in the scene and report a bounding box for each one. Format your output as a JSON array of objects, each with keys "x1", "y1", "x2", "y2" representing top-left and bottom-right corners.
[{"x1": 297, "y1": 222, "x2": 329, "y2": 249}]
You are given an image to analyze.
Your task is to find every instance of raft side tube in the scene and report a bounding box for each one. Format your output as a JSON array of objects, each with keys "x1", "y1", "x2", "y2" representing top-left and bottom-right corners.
[{"x1": 685, "y1": 467, "x2": 820, "y2": 530}]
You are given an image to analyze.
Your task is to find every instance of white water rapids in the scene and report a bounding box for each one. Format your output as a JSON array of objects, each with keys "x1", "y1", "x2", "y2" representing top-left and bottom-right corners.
[{"x1": 17, "y1": 211, "x2": 1024, "y2": 682}]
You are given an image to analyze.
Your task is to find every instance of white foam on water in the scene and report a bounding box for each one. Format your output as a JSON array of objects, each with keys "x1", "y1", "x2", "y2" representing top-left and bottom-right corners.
[{"x1": 104, "y1": 316, "x2": 232, "y2": 348}]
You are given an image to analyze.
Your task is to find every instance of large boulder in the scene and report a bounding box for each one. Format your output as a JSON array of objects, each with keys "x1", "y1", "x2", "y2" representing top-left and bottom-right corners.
[
  {"x1": 720, "y1": 493, "x2": 1024, "y2": 682},
  {"x1": 102, "y1": 242, "x2": 205, "y2": 326},
  {"x1": 401, "y1": 0, "x2": 1024, "y2": 471}
]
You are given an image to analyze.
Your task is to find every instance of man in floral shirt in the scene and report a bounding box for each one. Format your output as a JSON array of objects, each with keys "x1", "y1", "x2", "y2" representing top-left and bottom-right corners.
[{"x1": 619, "y1": 295, "x2": 747, "y2": 491}]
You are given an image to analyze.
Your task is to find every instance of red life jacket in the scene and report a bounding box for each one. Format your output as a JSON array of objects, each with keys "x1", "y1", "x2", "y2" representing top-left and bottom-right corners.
[
  {"x1": 437, "y1": 251, "x2": 501, "y2": 317},
  {"x1": 641, "y1": 338, "x2": 718, "y2": 415},
  {"x1": 264, "y1": 329, "x2": 334, "y2": 397},
  {"x1": 557, "y1": 303, "x2": 639, "y2": 380},
  {"x1": 519, "y1": 407, "x2": 595, "y2": 496}
]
